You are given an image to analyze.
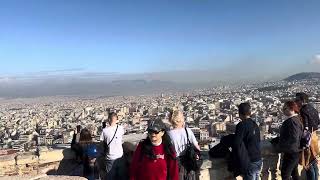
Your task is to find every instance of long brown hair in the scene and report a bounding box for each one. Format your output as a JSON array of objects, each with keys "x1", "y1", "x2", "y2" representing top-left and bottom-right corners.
[{"x1": 79, "y1": 128, "x2": 93, "y2": 144}]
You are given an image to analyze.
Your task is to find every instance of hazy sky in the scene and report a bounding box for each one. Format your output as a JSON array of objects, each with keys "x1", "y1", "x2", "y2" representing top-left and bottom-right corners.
[{"x1": 0, "y1": 0, "x2": 320, "y2": 76}]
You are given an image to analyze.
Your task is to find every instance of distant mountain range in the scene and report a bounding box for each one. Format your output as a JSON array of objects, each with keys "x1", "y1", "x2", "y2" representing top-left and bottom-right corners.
[
  {"x1": 1, "y1": 72, "x2": 320, "y2": 98},
  {"x1": 0, "y1": 79, "x2": 194, "y2": 98},
  {"x1": 284, "y1": 72, "x2": 320, "y2": 81}
]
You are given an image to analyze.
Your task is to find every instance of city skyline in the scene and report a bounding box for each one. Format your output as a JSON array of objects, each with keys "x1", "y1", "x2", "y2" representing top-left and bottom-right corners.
[
  {"x1": 1, "y1": 1, "x2": 320, "y2": 178},
  {"x1": 0, "y1": 0, "x2": 320, "y2": 79}
]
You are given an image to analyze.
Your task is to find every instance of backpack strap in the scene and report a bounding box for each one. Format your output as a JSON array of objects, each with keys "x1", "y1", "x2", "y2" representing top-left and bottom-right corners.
[
  {"x1": 301, "y1": 104, "x2": 309, "y2": 130},
  {"x1": 107, "y1": 125, "x2": 119, "y2": 146}
]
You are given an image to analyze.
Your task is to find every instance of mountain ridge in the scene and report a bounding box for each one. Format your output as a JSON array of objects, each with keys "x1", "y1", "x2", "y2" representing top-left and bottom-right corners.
[{"x1": 284, "y1": 72, "x2": 320, "y2": 81}]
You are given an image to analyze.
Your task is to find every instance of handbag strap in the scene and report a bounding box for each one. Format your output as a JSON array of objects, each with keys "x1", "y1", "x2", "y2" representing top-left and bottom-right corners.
[{"x1": 184, "y1": 127, "x2": 191, "y2": 145}]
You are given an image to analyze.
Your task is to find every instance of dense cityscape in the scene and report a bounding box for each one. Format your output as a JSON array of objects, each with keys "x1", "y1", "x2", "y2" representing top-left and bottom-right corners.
[
  {"x1": 1, "y1": 1, "x2": 320, "y2": 179},
  {"x1": 1, "y1": 77, "x2": 319, "y2": 156}
]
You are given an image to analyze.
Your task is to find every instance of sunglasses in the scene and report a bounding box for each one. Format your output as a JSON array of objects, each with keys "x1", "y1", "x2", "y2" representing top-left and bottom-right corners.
[{"x1": 148, "y1": 130, "x2": 162, "y2": 134}]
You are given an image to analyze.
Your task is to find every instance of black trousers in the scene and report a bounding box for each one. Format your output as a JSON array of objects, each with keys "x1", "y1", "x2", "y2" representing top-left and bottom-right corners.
[
  {"x1": 178, "y1": 158, "x2": 198, "y2": 180},
  {"x1": 281, "y1": 152, "x2": 300, "y2": 180}
]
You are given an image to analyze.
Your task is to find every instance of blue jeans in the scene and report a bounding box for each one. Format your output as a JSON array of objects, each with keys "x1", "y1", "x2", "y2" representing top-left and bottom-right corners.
[
  {"x1": 306, "y1": 161, "x2": 319, "y2": 180},
  {"x1": 243, "y1": 160, "x2": 263, "y2": 180}
]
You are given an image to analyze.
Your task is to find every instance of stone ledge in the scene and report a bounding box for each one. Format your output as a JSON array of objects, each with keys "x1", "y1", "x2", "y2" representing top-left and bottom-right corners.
[
  {"x1": 0, "y1": 175, "x2": 86, "y2": 180},
  {"x1": 1, "y1": 138, "x2": 319, "y2": 180},
  {"x1": 201, "y1": 140, "x2": 319, "y2": 180}
]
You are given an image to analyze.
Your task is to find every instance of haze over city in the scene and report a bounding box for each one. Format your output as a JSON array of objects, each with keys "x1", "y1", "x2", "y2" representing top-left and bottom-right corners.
[
  {"x1": 1, "y1": 0, "x2": 320, "y2": 97},
  {"x1": 2, "y1": 1, "x2": 320, "y2": 180}
]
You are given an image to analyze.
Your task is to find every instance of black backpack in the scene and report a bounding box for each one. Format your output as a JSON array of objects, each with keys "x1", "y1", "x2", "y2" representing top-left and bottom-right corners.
[
  {"x1": 180, "y1": 127, "x2": 201, "y2": 173},
  {"x1": 209, "y1": 134, "x2": 234, "y2": 158}
]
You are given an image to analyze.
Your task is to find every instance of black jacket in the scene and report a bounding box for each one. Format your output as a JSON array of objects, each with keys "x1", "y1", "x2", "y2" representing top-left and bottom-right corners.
[
  {"x1": 279, "y1": 116, "x2": 303, "y2": 153},
  {"x1": 301, "y1": 104, "x2": 320, "y2": 131},
  {"x1": 233, "y1": 118, "x2": 261, "y2": 174}
]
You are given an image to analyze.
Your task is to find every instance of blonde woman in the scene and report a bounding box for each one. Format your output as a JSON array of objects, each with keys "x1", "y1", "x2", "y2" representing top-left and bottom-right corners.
[{"x1": 168, "y1": 110, "x2": 201, "y2": 180}]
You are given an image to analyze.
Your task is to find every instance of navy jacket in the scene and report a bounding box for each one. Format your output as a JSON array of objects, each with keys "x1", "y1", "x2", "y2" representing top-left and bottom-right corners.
[{"x1": 233, "y1": 118, "x2": 261, "y2": 174}]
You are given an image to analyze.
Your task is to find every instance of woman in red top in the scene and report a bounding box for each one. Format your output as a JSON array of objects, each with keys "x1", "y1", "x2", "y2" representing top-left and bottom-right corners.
[{"x1": 130, "y1": 119, "x2": 179, "y2": 180}]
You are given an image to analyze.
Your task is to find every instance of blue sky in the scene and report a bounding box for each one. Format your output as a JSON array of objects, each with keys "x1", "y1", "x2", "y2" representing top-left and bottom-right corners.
[{"x1": 0, "y1": 0, "x2": 320, "y2": 75}]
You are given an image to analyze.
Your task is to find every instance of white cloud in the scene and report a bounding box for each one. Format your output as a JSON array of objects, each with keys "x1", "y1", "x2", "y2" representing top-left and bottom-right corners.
[
  {"x1": 0, "y1": 77, "x2": 15, "y2": 84},
  {"x1": 310, "y1": 54, "x2": 320, "y2": 64}
]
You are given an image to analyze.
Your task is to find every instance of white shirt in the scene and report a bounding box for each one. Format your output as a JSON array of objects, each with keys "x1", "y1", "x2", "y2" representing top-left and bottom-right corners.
[
  {"x1": 100, "y1": 125, "x2": 125, "y2": 160},
  {"x1": 168, "y1": 127, "x2": 199, "y2": 157},
  {"x1": 75, "y1": 133, "x2": 81, "y2": 143}
]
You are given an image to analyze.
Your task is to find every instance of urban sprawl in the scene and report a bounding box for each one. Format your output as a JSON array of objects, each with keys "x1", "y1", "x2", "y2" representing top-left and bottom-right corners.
[{"x1": 1, "y1": 79, "x2": 320, "y2": 154}]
